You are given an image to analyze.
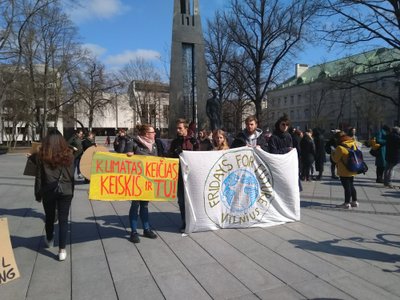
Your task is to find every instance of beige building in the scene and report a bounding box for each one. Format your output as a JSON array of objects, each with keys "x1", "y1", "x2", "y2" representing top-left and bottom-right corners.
[
  {"x1": 62, "y1": 80, "x2": 170, "y2": 138},
  {"x1": 128, "y1": 80, "x2": 170, "y2": 136},
  {"x1": 266, "y1": 48, "x2": 400, "y2": 138}
]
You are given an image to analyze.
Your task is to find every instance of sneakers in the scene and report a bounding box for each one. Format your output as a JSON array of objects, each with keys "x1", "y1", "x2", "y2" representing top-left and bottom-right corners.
[
  {"x1": 143, "y1": 229, "x2": 157, "y2": 239},
  {"x1": 58, "y1": 249, "x2": 67, "y2": 261},
  {"x1": 44, "y1": 238, "x2": 54, "y2": 248},
  {"x1": 336, "y1": 202, "x2": 351, "y2": 209},
  {"x1": 130, "y1": 232, "x2": 140, "y2": 243},
  {"x1": 351, "y1": 201, "x2": 359, "y2": 208}
]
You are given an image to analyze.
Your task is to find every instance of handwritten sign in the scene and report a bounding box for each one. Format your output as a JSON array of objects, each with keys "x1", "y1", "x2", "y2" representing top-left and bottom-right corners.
[
  {"x1": 79, "y1": 145, "x2": 109, "y2": 179},
  {"x1": 89, "y1": 152, "x2": 179, "y2": 201},
  {"x1": 0, "y1": 218, "x2": 20, "y2": 284}
]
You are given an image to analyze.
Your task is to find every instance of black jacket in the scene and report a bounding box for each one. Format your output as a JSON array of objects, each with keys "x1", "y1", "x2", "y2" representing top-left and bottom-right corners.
[
  {"x1": 35, "y1": 158, "x2": 74, "y2": 201},
  {"x1": 386, "y1": 131, "x2": 400, "y2": 164},
  {"x1": 82, "y1": 138, "x2": 96, "y2": 151},
  {"x1": 300, "y1": 136, "x2": 315, "y2": 165},
  {"x1": 268, "y1": 131, "x2": 293, "y2": 154},
  {"x1": 114, "y1": 135, "x2": 133, "y2": 153},
  {"x1": 129, "y1": 136, "x2": 159, "y2": 156},
  {"x1": 168, "y1": 135, "x2": 198, "y2": 158}
]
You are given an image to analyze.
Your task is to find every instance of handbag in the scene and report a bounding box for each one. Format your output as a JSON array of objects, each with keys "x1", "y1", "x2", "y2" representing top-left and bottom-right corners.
[
  {"x1": 369, "y1": 148, "x2": 379, "y2": 157},
  {"x1": 42, "y1": 169, "x2": 65, "y2": 197},
  {"x1": 23, "y1": 156, "x2": 37, "y2": 176}
]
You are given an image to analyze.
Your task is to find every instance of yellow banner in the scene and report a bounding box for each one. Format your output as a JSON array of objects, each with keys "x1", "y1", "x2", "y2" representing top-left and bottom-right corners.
[{"x1": 89, "y1": 152, "x2": 179, "y2": 201}]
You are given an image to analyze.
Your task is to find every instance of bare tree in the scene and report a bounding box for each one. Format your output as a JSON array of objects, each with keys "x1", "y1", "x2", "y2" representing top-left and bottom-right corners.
[
  {"x1": 221, "y1": 0, "x2": 321, "y2": 124},
  {"x1": 15, "y1": 1, "x2": 82, "y2": 139},
  {"x1": 317, "y1": 1, "x2": 400, "y2": 124},
  {"x1": 319, "y1": 0, "x2": 400, "y2": 51},
  {"x1": 0, "y1": 0, "x2": 60, "y2": 143},
  {"x1": 205, "y1": 11, "x2": 234, "y2": 103},
  {"x1": 68, "y1": 57, "x2": 120, "y2": 131},
  {"x1": 120, "y1": 58, "x2": 163, "y2": 124}
]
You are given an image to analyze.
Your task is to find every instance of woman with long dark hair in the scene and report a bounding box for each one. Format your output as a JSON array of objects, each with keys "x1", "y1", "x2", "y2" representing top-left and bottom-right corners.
[{"x1": 35, "y1": 129, "x2": 74, "y2": 261}]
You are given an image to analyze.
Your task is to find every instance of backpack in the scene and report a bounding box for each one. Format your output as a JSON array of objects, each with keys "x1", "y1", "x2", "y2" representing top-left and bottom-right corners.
[{"x1": 342, "y1": 144, "x2": 368, "y2": 174}]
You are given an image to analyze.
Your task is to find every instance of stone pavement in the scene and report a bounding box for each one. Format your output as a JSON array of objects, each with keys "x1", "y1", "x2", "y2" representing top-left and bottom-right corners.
[{"x1": 0, "y1": 150, "x2": 399, "y2": 300}]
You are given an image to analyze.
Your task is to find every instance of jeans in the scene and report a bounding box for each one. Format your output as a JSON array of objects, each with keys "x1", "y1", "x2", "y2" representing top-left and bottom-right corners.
[
  {"x1": 339, "y1": 176, "x2": 357, "y2": 203},
  {"x1": 42, "y1": 195, "x2": 72, "y2": 249},
  {"x1": 129, "y1": 201, "x2": 150, "y2": 232},
  {"x1": 384, "y1": 162, "x2": 398, "y2": 186},
  {"x1": 177, "y1": 172, "x2": 185, "y2": 226},
  {"x1": 74, "y1": 156, "x2": 81, "y2": 176}
]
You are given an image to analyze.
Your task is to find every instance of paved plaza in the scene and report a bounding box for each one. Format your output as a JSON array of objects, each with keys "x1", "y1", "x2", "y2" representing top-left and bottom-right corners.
[{"x1": 0, "y1": 149, "x2": 399, "y2": 300}]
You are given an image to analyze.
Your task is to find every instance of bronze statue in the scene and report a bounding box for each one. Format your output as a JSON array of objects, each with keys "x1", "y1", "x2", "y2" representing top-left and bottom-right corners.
[{"x1": 206, "y1": 89, "x2": 222, "y2": 130}]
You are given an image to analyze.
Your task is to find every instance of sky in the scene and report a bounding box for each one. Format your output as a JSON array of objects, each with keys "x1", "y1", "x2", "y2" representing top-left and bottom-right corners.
[{"x1": 64, "y1": 0, "x2": 351, "y2": 78}]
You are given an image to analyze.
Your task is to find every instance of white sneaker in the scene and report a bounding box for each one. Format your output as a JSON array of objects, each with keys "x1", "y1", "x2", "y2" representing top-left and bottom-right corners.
[
  {"x1": 336, "y1": 202, "x2": 351, "y2": 209},
  {"x1": 58, "y1": 250, "x2": 67, "y2": 261},
  {"x1": 351, "y1": 201, "x2": 359, "y2": 208}
]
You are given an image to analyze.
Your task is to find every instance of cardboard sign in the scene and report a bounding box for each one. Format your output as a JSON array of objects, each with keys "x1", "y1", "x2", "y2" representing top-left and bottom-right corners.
[
  {"x1": 79, "y1": 145, "x2": 109, "y2": 179},
  {"x1": 30, "y1": 142, "x2": 41, "y2": 154},
  {"x1": 89, "y1": 152, "x2": 179, "y2": 201},
  {"x1": 0, "y1": 218, "x2": 20, "y2": 284}
]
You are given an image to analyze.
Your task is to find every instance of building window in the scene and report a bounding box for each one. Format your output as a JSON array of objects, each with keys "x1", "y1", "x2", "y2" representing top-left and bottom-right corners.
[
  {"x1": 290, "y1": 96, "x2": 294, "y2": 105},
  {"x1": 298, "y1": 95, "x2": 301, "y2": 104}
]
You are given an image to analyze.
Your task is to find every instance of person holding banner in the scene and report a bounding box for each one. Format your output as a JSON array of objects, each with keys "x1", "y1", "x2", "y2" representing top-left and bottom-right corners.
[
  {"x1": 126, "y1": 124, "x2": 159, "y2": 243},
  {"x1": 231, "y1": 115, "x2": 267, "y2": 150},
  {"x1": 35, "y1": 129, "x2": 74, "y2": 261},
  {"x1": 212, "y1": 129, "x2": 230, "y2": 150},
  {"x1": 268, "y1": 114, "x2": 293, "y2": 154},
  {"x1": 168, "y1": 118, "x2": 199, "y2": 232}
]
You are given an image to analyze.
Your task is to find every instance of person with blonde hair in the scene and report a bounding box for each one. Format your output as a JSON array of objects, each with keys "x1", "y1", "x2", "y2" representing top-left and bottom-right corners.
[
  {"x1": 35, "y1": 129, "x2": 74, "y2": 261},
  {"x1": 212, "y1": 129, "x2": 230, "y2": 150}
]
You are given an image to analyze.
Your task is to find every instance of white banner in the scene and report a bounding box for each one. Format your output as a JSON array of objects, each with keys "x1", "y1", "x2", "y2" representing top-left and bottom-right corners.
[{"x1": 180, "y1": 147, "x2": 300, "y2": 233}]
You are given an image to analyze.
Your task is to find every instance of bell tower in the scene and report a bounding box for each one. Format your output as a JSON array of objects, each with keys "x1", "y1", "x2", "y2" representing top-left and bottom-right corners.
[{"x1": 169, "y1": 0, "x2": 208, "y2": 136}]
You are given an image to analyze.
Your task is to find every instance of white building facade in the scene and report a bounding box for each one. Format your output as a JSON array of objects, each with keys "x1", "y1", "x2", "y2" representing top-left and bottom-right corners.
[{"x1": 266, "y1": 48, "x2": 400, "y2": 138}]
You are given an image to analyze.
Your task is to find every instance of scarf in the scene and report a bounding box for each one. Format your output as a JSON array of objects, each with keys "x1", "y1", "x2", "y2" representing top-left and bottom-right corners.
[{"x1": 138, "y1": 135, "x2": 155, "y2": 152}]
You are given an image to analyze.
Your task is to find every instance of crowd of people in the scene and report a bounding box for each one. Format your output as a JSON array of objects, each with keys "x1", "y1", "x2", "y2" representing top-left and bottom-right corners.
[{"x1": 33, "y1": 113, "x2": 400, "y2": 261}]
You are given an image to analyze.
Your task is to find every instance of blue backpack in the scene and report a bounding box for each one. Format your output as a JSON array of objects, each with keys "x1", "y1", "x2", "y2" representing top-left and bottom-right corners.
[{"x1": 343, "y1": 145, "x2": 368, "y2": 174}]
